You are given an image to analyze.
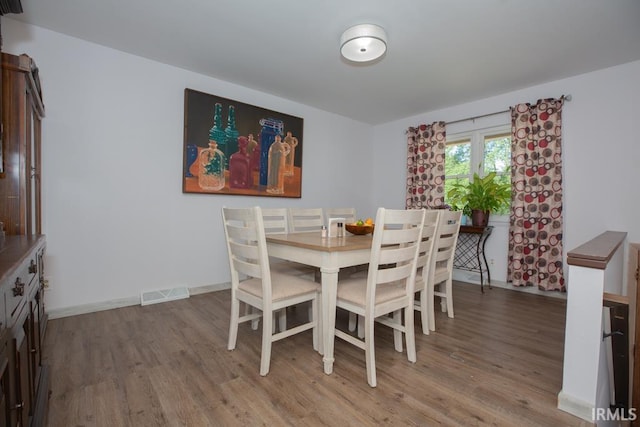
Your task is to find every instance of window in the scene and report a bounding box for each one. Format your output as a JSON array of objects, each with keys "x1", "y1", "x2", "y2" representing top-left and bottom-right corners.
[{"x1": 444, "y1": 126, "x2": 511, "y2": 216}]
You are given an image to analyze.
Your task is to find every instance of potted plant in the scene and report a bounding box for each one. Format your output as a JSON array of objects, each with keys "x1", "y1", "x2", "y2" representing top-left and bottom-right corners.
[{"x1": 446, "y1": 172, "x2": 511, "y2": 227}]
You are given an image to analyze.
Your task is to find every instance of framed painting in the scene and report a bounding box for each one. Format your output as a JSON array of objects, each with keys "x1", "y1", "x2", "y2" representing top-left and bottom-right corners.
[{"x1": 183, "y1": 88, "x2": 303, "y2": 197}]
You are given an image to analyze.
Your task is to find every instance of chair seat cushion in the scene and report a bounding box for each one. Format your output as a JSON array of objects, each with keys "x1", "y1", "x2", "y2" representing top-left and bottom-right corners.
[
  {"x1": 337, "y1": 278, "x2": 406, "y2": 308},
  {"x1": 239, "y1": 272, "x2": 319, "y2": 302}
]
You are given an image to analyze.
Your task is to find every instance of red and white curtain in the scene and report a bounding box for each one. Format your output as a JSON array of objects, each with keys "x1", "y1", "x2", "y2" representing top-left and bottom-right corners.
[
  {"x1": 405, "y1": 122, "x2": 446, "y2": 209},
  {"x1": 508, "y1": 98, "x2": 565, "y2": 291}
]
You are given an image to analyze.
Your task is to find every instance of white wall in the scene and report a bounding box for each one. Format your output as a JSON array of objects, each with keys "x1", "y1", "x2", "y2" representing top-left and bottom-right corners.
[
  {"x1": 372, "y1": 60, "x2": 640, "y2": 290},
  {"x1": 2, "y1": 19, "x2": 375, "y2": 312}
]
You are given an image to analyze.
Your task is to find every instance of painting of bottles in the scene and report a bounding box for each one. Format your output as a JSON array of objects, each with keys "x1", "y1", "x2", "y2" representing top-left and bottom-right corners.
[{"x1": 183, "y1": 88, "x2": 303, "y2": 197}]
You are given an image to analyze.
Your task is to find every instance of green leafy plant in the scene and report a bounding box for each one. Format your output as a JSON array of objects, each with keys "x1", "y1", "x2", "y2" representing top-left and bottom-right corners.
[{"x1": 446, "y1": 172, "x2": 511, "y2": 217}]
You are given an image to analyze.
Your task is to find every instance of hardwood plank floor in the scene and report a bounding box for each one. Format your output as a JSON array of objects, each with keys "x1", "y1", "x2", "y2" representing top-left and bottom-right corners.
[{"x1": 43, "y1": 282, "x2": 591, "y2": 426}]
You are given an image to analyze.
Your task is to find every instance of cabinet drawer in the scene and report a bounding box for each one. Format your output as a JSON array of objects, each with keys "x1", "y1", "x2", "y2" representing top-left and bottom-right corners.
[{"x1": 5, "y1": 257, "x2": 37, "y2": 329}]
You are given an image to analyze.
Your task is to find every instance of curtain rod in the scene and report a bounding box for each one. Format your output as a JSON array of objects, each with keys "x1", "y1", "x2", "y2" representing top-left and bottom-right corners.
[{"x1": 445, "y1": 94, "x2": 572, "y2": 126}]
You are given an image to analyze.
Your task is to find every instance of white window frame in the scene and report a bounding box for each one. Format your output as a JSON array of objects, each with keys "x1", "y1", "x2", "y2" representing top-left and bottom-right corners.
[{"x1": 446, "y1": 124, "x2": 511, "y2": 222}]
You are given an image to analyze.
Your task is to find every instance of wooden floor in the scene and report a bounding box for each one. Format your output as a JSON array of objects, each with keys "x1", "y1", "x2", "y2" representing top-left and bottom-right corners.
[{"x1": 43, "y1": 282, "x2": 590, "y2": 426}]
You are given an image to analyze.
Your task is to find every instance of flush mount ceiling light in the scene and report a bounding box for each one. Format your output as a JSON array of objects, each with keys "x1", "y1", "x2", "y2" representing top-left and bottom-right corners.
[{"x1": 340, "y1": 24, "x2": 387, "y2": 63}]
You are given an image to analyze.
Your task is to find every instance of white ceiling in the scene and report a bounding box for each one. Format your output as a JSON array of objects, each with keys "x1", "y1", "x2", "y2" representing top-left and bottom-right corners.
[{"x1": 11, "y1": 0, "x2": 640, "y2": 124}]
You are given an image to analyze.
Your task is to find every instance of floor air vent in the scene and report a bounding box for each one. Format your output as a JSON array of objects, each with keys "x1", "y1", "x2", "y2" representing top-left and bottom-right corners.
[{"x1": 140, "y1": 286, "x2": 190, "y2": 306}]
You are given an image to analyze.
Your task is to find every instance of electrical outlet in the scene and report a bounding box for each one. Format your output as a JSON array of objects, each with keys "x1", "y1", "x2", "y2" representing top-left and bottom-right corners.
[
  {"x1": 42, "y1": 277, "x2": 50, "y2": 289},
  {"x1": 490, "y1": 258, "x2": 495, "y2": 265}
]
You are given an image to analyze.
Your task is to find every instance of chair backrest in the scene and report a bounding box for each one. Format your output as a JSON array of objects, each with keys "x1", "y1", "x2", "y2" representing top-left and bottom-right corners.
[
  {"x1": 431, "y1": 210, "x2": 462, "y2": 274},
  {"x1": 222, "y1": 206, "x2": 272, "y2": 299},
  {"x1": 366, "y1": 208, "x2": 426, "y2": 308},
  {"x1": 416, "y1": 210, "x2": 441, "y2": 282},
  {"x1": 261, "y1": 208, "x2": 290, "y2": 235},
  {"x1": 288, "y1": 208, "x2": 324, "y2": 233},
  {"x1": 324, "y1": 207, "x2": 357, "y2": 224}
]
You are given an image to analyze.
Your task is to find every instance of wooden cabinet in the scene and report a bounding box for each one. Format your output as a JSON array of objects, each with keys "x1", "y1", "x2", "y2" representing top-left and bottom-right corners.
[
  {"x1": 0, "y1": 236, "x2": 48, "y2": 427},
  {"x1": 0, "y1": 49, "x2": 48, "y2": 426},
  {"x1": 0, "y1": 53, "x2": 44, "y2": 236}
]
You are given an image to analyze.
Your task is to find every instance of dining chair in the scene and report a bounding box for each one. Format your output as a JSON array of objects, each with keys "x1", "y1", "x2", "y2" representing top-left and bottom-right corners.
[
  {"x1": 223, "y1": 206, "x2": 320, "y2": 376},
  {"x1": 425, "y1": 210, "x2": 462, "y2": 332},
  {"x1": 411, "y1": 209, "x2": 442, "y2": 335},
  {"x1": 325, "y1": 207, "x2": 360, "y2": 330},
  {"x1": 354, "y1": 209, "x2": 440, "y2": 339},
  {"x1": 260, "y1": 207, "x2": 319, "y2": 332},
  {"x1": 262, "y1": 208, "x2": 318, "y2": 278},
  {"x1": 334, "y1": 207, "x2": 425, "y2": 387},
  {"x1": 287, "y1": 208, "x2": 324, "y2": 232}
]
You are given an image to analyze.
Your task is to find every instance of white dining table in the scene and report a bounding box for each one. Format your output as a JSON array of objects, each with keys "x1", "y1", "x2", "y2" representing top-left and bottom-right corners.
[{"x1": 265, "y1": 231, "x2": 373, "y2": 374}]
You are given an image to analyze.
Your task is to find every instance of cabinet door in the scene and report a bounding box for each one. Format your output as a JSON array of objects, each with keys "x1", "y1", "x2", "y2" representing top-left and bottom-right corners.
[
  {"x1": 36, "y1": 250, "x2": 46, "y2": 344},
  {"x1": 25, "y1": 91, "x2": 42, "y2": 236},
  {"x1": 20, "y1": 316, "x2": 32, "y2": 423},
  {"x1": 11, "y1": 326, "x2": 30, "y2": 427},
  {"x1": 0, "y1": 54, "x2": 44, "y2": 236},
  {"x1": 0, "y1": 351, "x2": 10, "y2": 427},
  {"x1": 28, "y1": 298, "x2": 40, "y2": 393}
]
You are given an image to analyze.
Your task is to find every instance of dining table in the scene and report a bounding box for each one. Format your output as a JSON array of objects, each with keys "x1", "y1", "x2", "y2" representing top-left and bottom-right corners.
[{"x1": 265, "y1": 231, "x2": 373, "y2": 374}]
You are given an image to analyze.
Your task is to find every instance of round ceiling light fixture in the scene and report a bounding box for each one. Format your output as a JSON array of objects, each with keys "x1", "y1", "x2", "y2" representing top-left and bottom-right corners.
[{"x1": 340, "y1": 24, "x2": 387, "y2": 63}]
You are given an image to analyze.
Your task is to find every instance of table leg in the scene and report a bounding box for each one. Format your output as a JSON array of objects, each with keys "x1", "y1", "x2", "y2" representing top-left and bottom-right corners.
[{"x1": 320, "y1": 266, "x2": 339, "y2": 374}]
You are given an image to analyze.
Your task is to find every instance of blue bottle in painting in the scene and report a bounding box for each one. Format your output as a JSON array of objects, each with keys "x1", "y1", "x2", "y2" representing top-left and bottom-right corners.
[
  {"x1": 258, "y1": 118, "x2": 284, "y2": 186},
  {"x1": 209, "y1": 103, "x2": 228, "y2": 167},
  {"x1": 225, "y1": 105, "x2": 239, "y2": 162},
  {"x1": 185, "y1": 144, "x2": 198, "y2": 177}
]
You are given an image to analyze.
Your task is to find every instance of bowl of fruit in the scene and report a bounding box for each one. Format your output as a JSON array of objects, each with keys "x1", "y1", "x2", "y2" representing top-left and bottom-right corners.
[{"x1": 345, "y1": 218, "x2": 375, "y2": 235}]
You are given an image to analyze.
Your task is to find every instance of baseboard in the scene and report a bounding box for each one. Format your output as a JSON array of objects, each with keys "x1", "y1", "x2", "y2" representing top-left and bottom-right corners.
[
  {"x1": 188, "y1": 281, "x2": 231, "y2": 295},
  {"x1": 47, "y1": 282, "x2": 231, "y2": 319},
  {"x1": 453, "y1": 270, "x2": 567, "y2": 300},
  {"x1": 47, "y1": 295, "x2": 140, "y2": 319},
  {"x1": 557, "y1": 390, "x2": 594, "y2": 422}
]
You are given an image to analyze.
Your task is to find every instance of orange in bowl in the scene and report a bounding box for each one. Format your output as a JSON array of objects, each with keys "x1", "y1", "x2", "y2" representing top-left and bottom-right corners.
[{"x1": 345, "y1": 223, "x2": 375, "y2": 235}]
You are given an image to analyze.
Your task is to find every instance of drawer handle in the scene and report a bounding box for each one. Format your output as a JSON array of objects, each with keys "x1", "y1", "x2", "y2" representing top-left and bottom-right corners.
[
  {"x1": 28, "y1": 259, "x2": 37, "y2": 274},
  {"x1": 13, "y1": 278, "x2": 25, "y2": 297},
  {"x1": 14, "y1": 400, "x2": 24, "y2": 410}
]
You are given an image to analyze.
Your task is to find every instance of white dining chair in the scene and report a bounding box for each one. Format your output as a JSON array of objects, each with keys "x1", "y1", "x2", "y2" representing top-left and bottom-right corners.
[
  {"x1": 412, "y1": 209, "x2": 441, "y2": 335},
  {"x1": 223, "y1": 206, "x2": 320, "y2": 376},
  {"x1": 325, "y1": 207, "x2": 363, "y2": 332},
  {"x1": 334, "y1": 207, "x2": 425, "y2": 387},
  {"x1": 355, "y1": 209, "x2": 440, "y2": 339},
  {"x1": 288, "y1": 208, "x2": 324, "y2": 233},
  {"x1": 425, "y1": 210, "x2": 462, "y2": 332},
  {"x1": 260, "y1": 208, "x2": 319, "y2": 332},
  {"x1": 262, "y1": 208, "x2": 318, "y2": 278}
]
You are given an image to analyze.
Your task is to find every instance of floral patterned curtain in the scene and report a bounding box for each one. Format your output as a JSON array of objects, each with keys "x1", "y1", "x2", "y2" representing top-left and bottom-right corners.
[
  {"x1": 508, "y1": 98, "x2": 565, "y2": 291},
  {"x1": 406, "y1": 122, "x2": 446, "y2": 209}
]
